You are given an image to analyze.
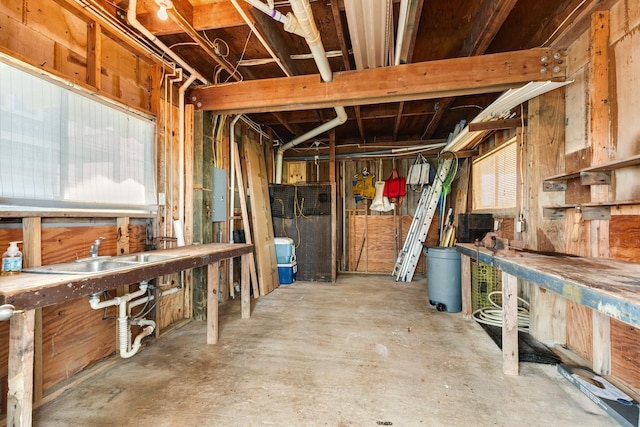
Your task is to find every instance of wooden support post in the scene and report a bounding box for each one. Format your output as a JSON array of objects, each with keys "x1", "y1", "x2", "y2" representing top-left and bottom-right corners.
[
  {"x1": 460, "y1": 254, "x2": 472, "y2": 318},
  {"x1": 592, "y1": 310, "x2": 611, "y2": 375},
  {"x1": 588, "y1": 11, "x2": 612, "y2": 376},
  {"x1": 7, "y1": 309, "x2": 35, "y2": 427},
  {"x1": 502, "y1": 272, "x2": 519, "y2": 375},
  {"x1": 207, "y1": 262, "x2": 220, "y2": 344},
  {"x1": 330, "y1": 131, "x2": 337, "y2": 282},
  {"x1": 22, "y1": 217, "x2": 42, "y2": 404},
  {"x1": 529, "y1": 287, "x2": 566, "y2": 346},
  {"x1": 241, "y1": 253, "x2": 250, "y2": 319}
]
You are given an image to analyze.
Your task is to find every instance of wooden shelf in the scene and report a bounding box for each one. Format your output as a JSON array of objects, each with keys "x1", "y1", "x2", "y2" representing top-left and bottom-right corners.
[
  {"x1": 542, "y1": 199, "x2": 640, "y2": 219},
  {"x1": 543, "y1": 153, "x2": 640, "y2": 191}
]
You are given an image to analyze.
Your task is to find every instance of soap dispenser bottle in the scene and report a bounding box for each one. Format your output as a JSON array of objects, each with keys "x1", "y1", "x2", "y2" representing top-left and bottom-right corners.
[{"x1": 2, "y1": 241, "x2": 23, "y2": 275}]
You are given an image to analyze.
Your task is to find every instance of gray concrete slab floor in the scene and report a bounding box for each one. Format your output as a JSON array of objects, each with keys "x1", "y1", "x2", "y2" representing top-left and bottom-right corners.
[{"x1": 34, "y1": 274, "x2": 613, "y2": 426}]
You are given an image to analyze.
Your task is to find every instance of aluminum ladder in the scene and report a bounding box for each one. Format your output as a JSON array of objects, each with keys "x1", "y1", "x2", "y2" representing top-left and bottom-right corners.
[{"x1": 392, "y1": 155, "x2": 455, "y2": 282}]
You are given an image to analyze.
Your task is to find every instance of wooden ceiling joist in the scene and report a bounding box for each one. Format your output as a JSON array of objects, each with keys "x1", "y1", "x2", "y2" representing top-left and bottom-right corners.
[{"x1": 190, "y1": 47, "x2": 565, "y2": 114}]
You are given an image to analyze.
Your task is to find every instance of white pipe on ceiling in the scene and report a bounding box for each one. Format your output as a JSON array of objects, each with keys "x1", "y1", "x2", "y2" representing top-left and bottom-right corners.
[
  {"x1": 126, "y1": 0, "x2": 208, "y2": 85},
  {"x1": 246, "y1": 0, "x2": 347, "y2": 183},
  {"x1": 233, "y1": 0, "x2": 296, "y2": 77}
]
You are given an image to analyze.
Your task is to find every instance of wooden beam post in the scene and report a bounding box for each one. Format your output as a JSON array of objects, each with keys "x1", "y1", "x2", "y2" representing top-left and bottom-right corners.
[
  {"x1": 207, "y1": 262, "x2": 220, "y2": 344},
  {"x1": 460, "y1": 254, "x2": 472, "y2": 318},
  {"x1": 502, "y1": 272, "x2": 519, "y2": 375},
  {"x1": 22, "y1": 218, "x2": 42, "y2": 405},
  {"x1": 589, "y1": 10, "x2": 612, "y2": 374},
  {"x1": 86, "y1": 21, "x2": 102, "y2": 90},
  {"x1": 7, "y1": 309, "x2": 36, "y2": 427},
  {"x1": 241, "y1": 254, "x2": 250, "y2": 319}
]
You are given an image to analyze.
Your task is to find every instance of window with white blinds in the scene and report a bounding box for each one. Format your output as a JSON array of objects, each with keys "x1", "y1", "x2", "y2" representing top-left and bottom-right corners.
[
  {"x1": 0, "y1": 59, "x2": 156, "y2": 212},
  {"x1": 471, "y1": 138, "x2": 517, "y2": 211}
]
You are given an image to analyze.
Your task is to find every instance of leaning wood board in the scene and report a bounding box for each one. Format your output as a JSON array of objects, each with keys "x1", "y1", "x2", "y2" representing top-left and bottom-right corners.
[{"x1": 242, "y1": 135, "x2": 279, "y2": 295}]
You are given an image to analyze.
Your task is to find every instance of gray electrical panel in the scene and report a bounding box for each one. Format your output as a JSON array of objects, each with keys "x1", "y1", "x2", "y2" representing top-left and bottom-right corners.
[{"x1": 212, "y1": 167, "x2": 227, "y2": 222}]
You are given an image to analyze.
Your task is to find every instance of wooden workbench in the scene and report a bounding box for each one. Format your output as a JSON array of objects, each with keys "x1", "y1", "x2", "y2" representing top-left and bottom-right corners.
[
  {"x1": 456, "y1": 243, "x2": 640, "y2": 376},
  {"x1": 0, "y1": 243, "x2": 254, "y2": 426}
]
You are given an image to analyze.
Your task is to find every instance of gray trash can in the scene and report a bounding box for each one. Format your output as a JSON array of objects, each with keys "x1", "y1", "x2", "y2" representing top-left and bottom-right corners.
[{"x1": 424, "y1": 246, "x2": 462, "y2": 313}]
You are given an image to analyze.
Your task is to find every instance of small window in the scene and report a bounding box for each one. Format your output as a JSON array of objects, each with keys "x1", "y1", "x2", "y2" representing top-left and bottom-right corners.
[
  {"x1": 472, "y1": 138, "x2": 517, "y2": 211},
  {"x1": 0, "y1": 58, "x2": 156, "y2": 213}
]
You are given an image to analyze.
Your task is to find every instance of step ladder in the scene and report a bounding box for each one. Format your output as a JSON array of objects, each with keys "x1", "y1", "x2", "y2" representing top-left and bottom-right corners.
[{"x1": 392, "y1": 156, "x2": 455, "y2": 282}]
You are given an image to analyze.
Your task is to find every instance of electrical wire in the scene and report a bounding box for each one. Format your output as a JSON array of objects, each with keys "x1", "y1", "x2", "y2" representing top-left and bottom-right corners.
[
  {"x1": 224, "y1": 30, "x2": 252, "y2": 83},
  {"x1": 472, "y1": 291, "x2": 530, "y2": 333}
]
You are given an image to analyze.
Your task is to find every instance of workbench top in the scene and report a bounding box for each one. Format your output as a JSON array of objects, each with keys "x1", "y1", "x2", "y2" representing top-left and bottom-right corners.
[
  {"x1": 456, "y1": 243, "x2": 640, "y2": 327},
  {"x1": 0, "y1": 243, "x2": 253, "y2": 310}
]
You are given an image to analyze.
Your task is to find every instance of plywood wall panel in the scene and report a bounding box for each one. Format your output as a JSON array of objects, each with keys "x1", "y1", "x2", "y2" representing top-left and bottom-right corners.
[
  {"x1": 611, "y1": 318, "x2": 640, "y2": 395},
  {"x1": 41, "y1": 298, "x2": 115, "y2": 390},
  {"x1": 0, "y1": 13, "x2": 55, "y2": 68},
  {"x1": 348, "y1": 214, "x2": 436, "y2": 273},
  {"x1": 610, "y1": 215, "x2": 640, "y2": 262},
  {"x1": 41, "y1": 225, "x2": 117, "y2": 263}
]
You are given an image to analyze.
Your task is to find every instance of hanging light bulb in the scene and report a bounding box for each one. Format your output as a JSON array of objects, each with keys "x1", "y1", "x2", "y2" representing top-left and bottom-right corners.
[
  {"x1": 157, "y1": 5, "x2": 168, "y2": 20},
  {"x1": 155, "y1": 0, "x2": 173, "y2": 21}
]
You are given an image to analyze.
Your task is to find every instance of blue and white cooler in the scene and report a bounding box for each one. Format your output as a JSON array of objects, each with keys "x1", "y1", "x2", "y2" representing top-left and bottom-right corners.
[{"x1": 275, "y1": 237, "x2": 297, "y2": 285}]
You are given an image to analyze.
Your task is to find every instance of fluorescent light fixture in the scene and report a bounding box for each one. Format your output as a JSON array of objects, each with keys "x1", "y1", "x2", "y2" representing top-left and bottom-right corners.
[{"x1": 443, "y1": 80, "x2": 573, "y2": 152}]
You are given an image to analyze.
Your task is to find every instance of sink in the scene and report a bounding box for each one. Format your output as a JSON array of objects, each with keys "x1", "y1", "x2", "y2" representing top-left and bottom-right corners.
[
  {"x1": 23, "y1": 259, "x2": 138, "y2": 275},
  {"x1": 23, "y1": 252, "x2": 185, "y2": 275},
  {"x1": 115, "y1": 253, "x2": 181, "y2": 263}
]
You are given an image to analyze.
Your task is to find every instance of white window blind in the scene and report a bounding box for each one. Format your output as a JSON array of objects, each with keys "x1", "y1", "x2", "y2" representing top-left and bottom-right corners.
[
  {"x1": 472, "y1": 138, "x2": 517, "y2": 211},
  {"x1": 0, "y1": 59, "x2": 156, "y2": 212}
]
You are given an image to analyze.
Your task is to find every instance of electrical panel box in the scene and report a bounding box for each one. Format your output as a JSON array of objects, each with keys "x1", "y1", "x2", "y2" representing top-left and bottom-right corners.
[{"x1": 212, "y1": 167, "x2": 227, "y2": 222}]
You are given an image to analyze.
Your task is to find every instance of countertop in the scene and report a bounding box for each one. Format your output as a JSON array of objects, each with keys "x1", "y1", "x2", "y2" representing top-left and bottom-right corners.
[
  {"x1": 0, "y1": 243, "x2": 253, "y2": 310},
  {"x1": 456, "y1": 243, "x2": 640, "y2": 327}
]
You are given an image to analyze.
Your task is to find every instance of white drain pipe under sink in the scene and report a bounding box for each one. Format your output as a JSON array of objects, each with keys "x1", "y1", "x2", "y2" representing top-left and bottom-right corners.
[{"x1": 89, "y1": 282, "x2": 155, "y2": 359}]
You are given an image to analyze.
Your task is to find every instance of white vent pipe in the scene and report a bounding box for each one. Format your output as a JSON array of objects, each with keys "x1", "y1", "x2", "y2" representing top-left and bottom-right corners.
[{"x1": 246, "y1": 0, "x2": 347, "y2": 183}]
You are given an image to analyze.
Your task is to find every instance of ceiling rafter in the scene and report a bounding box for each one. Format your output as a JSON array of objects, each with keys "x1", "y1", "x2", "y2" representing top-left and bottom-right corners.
[
  {"x1": 421, "y1": 0, "x2": 518, "y2": 139},
  {"x1": 393, "y1": 0, "x2": 424, "y2": 141}
]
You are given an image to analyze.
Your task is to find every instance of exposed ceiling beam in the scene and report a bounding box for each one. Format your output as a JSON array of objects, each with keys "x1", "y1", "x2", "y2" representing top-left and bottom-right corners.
[
  {"x1": 392, "y1": 102, "x2": 403, "y2": 141},
  {"x1": 190, "y1": 48, "x2": 565, "y2": 114},
  {"x1": 246, "y1": 6, "x2": 300, "y2": 77},
  {"x1": 166, "y1": 6, "x2": 242, "y2": 81},
  {"x1": 422, "y1": 0, "x2": 517, "y2": 139},
  {"x1": 272, "y1": 112, "x2": 304, "y2": 135},
  {"x1": 545, "y1": 0, "x2": 618, "y2": 48},
  {"x1": 461, "y1": 0, "x2": 518, "y2": 56}
]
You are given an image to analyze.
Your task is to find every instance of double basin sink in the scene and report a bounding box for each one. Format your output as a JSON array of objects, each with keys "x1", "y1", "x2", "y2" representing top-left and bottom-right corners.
[{"x1": 23, "y1": 253, "x2": 183, "y2": 275}]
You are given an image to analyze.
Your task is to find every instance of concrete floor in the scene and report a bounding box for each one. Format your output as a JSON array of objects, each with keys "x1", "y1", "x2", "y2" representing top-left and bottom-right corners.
[{"x1": 34, "y1": 274, "x2": 612, "y2": 426}]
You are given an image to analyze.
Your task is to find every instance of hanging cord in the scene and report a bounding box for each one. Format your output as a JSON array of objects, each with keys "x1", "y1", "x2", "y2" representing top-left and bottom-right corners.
[
  {"x1": 472, "y1": 291, "x2": 530, "y2": 333},
  {"x1": 437, "y1": 151, "x2": 459, "y2": 238}
]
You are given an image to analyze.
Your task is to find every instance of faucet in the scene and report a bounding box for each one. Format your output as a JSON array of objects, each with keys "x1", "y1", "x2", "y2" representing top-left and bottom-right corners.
[{"x1": 90, "y1": 237, "x2": 105, "y2": 258}]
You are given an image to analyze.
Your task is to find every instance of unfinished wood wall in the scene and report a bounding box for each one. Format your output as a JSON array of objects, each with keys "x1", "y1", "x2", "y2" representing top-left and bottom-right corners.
[
  {"x1": 0, "y1": 0, "x2": 188, "y2": 410},
  {"x1": 528, "y1": 0, "x2": 640, "y2": 394}
]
